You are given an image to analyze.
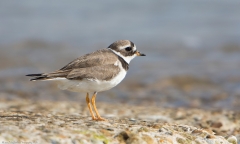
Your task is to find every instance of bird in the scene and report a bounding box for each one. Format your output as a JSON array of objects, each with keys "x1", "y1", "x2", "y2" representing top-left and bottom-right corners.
[{"x1": 26, "y1": 40, "x2": 145, "y2": 121}]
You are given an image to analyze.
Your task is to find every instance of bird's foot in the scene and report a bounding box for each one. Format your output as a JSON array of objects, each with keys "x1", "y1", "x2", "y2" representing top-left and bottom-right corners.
[{"x1": 92, "y1": 117, "x2": 108, "y2": 121}]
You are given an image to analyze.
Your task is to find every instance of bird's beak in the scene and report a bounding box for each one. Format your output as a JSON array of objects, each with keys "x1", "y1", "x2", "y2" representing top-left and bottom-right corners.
[{"x1": 135, "y1": 51, "x2": 146, "y2": 56}]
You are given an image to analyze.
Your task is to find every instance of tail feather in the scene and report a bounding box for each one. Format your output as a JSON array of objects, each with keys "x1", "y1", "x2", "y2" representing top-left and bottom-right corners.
[
  {"x1": 26, "y1": 73, "x2": 43, "y2": 77},
  {"x1": 26, "y1": 73, "x2": 47, "y2": 81},
  {"x1": 29, "y1": 76, "x2": 49, "y2": 81},
  {"x1": 26, "y1": 70, "x2": 71, "y2": 81}
]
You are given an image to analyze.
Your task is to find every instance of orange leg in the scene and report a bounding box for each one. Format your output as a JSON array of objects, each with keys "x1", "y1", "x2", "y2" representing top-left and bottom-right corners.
[
  {"x1": 91, "y1": 93, "x2": 107, "y2": 121},
  {"x1": 86, "y1": 93, "x2": 96, "y2": 120}
]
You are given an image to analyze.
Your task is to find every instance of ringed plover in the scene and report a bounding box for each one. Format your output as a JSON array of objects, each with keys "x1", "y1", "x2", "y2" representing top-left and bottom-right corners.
[{"x1": 26, "y1": 40, "x2": 145, "y2": 121}]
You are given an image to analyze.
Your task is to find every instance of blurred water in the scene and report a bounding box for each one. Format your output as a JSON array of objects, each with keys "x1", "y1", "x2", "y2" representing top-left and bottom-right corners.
[
  {"x1": 0, "y1": 1, "x2": 240, "y2": 46},
  {"x1": 0, "y1": 1, "x2": 240, "y2": 109}
]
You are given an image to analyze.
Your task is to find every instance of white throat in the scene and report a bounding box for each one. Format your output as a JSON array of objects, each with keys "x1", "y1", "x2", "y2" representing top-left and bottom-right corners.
[{"x1": 109, "y1": 48, "x2": 136, "y2": 64}]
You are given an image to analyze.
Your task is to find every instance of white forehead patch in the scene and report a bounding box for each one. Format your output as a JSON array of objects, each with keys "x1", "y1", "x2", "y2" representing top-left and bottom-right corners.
[
  {"x1": 118, "y1": 44, "x2": 137, "y2": 52},
  {"x1": 118, "y1": 45, "x2": 131, "y2": 50}
]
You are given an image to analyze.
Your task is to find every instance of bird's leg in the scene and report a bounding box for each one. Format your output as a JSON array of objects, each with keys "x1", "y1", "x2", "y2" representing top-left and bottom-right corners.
[
  {"x1": 91, "y1": 92, "x2": 107, "y2": 121},
  {"x1": 86, "y1": 93, "x2": 96, "y2": 120}
]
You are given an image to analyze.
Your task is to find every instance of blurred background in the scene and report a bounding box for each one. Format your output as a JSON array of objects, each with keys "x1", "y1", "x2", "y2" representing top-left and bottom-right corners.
[{"x1": 0, "y1": 1, "x2": 240, "y2": 110}]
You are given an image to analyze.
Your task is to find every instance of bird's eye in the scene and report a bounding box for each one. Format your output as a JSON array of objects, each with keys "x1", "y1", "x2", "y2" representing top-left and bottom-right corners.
[{"x1": 125, "y1": 47, "x2": 132, "y2": 51}]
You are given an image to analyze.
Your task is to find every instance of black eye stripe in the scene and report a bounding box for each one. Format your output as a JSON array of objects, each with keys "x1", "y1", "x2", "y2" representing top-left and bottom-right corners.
[{"x1": 125, "y1": 47, "x2": 132, "y2": 51}]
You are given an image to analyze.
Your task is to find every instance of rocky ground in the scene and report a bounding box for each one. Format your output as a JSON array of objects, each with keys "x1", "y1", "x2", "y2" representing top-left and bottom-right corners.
[{"x1": 0, "y1": 99, "x2": 239, "y2": 144}]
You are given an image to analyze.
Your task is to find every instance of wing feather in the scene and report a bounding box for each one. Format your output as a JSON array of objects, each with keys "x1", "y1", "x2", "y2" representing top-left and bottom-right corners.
[
  {"x1": 67, "y1": 64, "x2": 120, "y2": 81},
  {"x1": 60, "y1": 49, "x2": 118, "y2": 70}
]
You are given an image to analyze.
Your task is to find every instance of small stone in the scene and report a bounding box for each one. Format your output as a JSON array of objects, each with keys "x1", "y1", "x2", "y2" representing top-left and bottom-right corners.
[
  {"x1": 227, "y1": 135, "x2": 238, "y2": 144},
  {"x1": 211, "y1": 121, "x2": 223, "y2": 128},
  {"x1": 138, "y1": 127, "x2": 149, "y2": 132},
  {"x1": 176, "y1": 137, "x2": 187, "y2": 144},
  {"x1": 47, "y1": 114, "x2": 52, "y2": 117},
  {"x1": 129, "y1": 118, "x2": 136, "y2": 122},
  {"x1": 142, "y1": 134, "x2": 156, "y2": 144},
  {"x1": 115, "y1": 131, "x2": 129, "y2": 142},
  {"x1": 105, "y1": 128, "x2": 114, "y2": 131},
  {"x1": 206, "y1": 134, "x2": 215, "y2": 139},
  {"x1": 126, "y1": 134, "x2": 142, "y2": 144}
]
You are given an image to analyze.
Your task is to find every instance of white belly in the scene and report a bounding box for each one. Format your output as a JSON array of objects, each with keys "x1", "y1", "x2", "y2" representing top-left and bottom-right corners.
[{"x1": 56, "y1": 70, "x2": 127, "y2": 93}]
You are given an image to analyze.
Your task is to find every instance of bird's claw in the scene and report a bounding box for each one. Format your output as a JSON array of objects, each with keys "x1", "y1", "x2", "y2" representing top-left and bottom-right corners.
[{"x1": 92, "y1": 117, "x2": 108, "y2": 121}]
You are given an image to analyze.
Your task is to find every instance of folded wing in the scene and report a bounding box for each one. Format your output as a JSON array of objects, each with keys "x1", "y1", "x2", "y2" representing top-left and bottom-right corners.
[{"x1": 26, "y1": 49, "x2": 119, "y2": 81}]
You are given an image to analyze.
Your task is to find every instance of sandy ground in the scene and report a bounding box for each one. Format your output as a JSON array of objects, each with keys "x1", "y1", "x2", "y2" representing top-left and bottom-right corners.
[{"x1": 0, "y1": 99, "x2": 239, "y2": 144}]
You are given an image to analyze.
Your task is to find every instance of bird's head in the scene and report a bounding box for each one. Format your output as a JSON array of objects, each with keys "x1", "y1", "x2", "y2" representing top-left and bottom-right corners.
[{"x1": 108, "y1": 40, "x2": 145, "y2": 64}]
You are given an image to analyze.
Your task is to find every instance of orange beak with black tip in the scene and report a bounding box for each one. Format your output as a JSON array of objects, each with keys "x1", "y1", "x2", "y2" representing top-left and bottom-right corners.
[{"x1": 135, "y1": 51, "x2": 146, "y2": 56}]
